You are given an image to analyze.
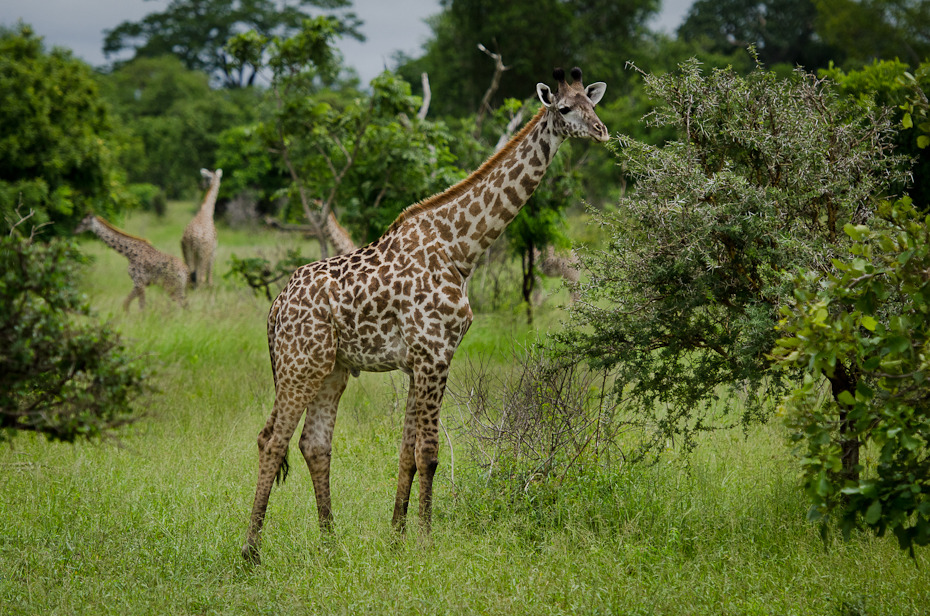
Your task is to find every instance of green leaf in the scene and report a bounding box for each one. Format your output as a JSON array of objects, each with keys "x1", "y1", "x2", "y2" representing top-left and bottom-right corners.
[
  {"x1": 865, "y1": 499, "x2": 882, "y2": 525},
  {"x1": 918, "y1": 135, "x2": 930, "y2": 149},
  {"x1": 844, "y1": 223, "x2": 861, "y2": 241},
  {"x1": 861, "y1": 315, "x2": 877, "y2": 331},
  {"x1": 816, "y1": 473, "x2": 832, "y2": 497},
  {"x1": 837, "y1": 390, "x2": 856, "y2": 406},
  {"x1": 902, "y1": 112, "x2": 913, "y2": 129}
]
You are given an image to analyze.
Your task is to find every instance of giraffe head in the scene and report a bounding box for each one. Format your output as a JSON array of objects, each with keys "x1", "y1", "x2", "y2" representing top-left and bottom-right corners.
[
  {"x1": 200, "y1": 168, "x2": 223, "y2": 180},
  {"x1": 536, "y1": 67, "x2": 608, "y2": 142},
  {"x1": 74, "y1": 213, "x2": 96, "y2": 234}
]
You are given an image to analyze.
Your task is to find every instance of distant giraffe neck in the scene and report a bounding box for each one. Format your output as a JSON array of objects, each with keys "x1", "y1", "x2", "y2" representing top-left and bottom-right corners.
[
  {"x1": 198, "y1": 176, "x2": 221, "y2": 219},
  {"x1": 389, "y1": 107, "x2": 563, "y2": 276},
  {"x1": 88, "y1": 216, "x2": 152, "y2": 258},
  {"x1": 325, "y1": 211, "x2": 357, "y2": 255}
]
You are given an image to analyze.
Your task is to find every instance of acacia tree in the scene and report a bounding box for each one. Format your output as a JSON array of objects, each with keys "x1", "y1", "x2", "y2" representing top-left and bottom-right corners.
[{"x1": 555, "y1": 59, "x2": 903, "y2": 460}]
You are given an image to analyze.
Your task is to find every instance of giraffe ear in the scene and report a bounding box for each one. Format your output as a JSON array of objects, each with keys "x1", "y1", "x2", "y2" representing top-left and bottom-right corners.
[
  {"x1": 585, "y1": 82, "x2": 606, "y2": 105},
  {"x1": 536, "y1": 83, "x2": 555, "y2": 108}
]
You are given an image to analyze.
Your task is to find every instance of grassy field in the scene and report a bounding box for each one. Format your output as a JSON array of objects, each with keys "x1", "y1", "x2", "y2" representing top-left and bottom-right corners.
[{"x1": 1, "y1": 201, "x2": 928, "y2": 615}]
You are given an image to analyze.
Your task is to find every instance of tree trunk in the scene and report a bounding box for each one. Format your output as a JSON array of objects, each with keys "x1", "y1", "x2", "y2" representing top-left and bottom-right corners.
[
  {"x1": 521, "y1": 244, "x2": 535, "y2": 325},
  {"x1": 827, "y1": 361, "x2": 861, "y2": 484}
]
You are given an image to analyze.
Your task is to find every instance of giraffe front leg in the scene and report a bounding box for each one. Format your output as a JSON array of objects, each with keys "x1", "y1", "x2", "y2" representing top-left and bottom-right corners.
[
  {"x1": 123, "y1": 285, "x2": 144, "y2": 311},
  {"x1": 391, "y1": 377, "x2": 418, "y2": 533},
  {"x1": 413, "y1": 364, "x2": 450, "y2": 535},
  {"x1": 298, "y1": 365, "x2": 349, "y2": 533}
]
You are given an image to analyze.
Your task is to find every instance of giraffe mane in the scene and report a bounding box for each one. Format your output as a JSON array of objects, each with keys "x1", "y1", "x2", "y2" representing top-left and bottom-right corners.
[
  {"x1": 94, "y1": 216, "x2": 153, "y2": 245},
  {"x1": 386, "y1": 106, "x2": 547, "y2": 233}
]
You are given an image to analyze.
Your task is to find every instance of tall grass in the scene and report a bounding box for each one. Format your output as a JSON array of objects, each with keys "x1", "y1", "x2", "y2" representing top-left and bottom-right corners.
[{"x1": 1, "y1": 202, "x2": 927, "y2": 615}]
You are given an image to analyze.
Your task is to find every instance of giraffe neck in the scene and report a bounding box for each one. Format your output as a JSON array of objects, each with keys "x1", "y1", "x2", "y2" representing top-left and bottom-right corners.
[
  {"x1": 325, "y1": 211, "x2": 357, "y2": 255},
  {"x1": 88, "y1": 217, "x2": 152, "y2": 258},
  {"x1": 198, "y1": 177, "x2": 221, "y2": 219},
  {"x1": 389, "y1": 107, "x2": 564, "y2": 277}
]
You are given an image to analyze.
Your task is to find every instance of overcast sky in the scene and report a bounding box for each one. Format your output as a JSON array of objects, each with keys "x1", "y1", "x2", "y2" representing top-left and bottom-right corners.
[{"x1": 0, "y1": 0, "x2": 694, "y2": 85}]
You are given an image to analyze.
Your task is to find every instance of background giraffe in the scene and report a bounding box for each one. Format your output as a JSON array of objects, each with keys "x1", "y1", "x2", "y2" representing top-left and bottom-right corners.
[
  {"x1": 75, "y1": 214, "x2": 188, "y2": 311},
  {"x1": 181, "y1": 168, "x2": 222, "y2": 287},
  {"x1": 324, "y1": 210, "x2": 357, "y2": 256},
  {"x1": 242, "y1": 67, "x2": 608, "y2": 564}
]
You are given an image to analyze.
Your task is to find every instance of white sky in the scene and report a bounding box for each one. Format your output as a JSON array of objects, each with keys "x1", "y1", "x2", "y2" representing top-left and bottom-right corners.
[{"x1": 0, "y1": 0, "x2": 694, "y2": 85}]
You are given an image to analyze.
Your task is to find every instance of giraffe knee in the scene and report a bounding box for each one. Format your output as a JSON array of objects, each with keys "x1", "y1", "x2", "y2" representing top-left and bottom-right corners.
[
  {"x1": 415, "y1": 441, "x2": 439, "y2": 474},
  {"x1": 298, "y1": 435, "x2": 331, "y2": 465},
  {"x1": 257, "y1": 426, "x2": 273, "y2": 450}
]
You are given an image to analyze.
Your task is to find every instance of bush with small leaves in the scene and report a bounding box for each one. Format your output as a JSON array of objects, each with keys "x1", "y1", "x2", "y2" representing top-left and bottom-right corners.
[
  {"x1": 0, "y1": 223, "x2": 149, "y2": 442},
  {"x1": 773, "y1": 197, "x2": 930, "y2": 555}
]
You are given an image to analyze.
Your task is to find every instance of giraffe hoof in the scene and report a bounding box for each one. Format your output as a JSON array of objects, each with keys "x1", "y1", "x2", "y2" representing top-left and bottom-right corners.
[{"x1": 241, "y1": 543, "x2": 261, "y2": 565}]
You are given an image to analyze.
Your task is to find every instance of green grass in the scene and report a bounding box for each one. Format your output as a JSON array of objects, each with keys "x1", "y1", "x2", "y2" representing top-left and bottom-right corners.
[{"x1": 2, "y1": 201, "x2": 928, "y2": 615}]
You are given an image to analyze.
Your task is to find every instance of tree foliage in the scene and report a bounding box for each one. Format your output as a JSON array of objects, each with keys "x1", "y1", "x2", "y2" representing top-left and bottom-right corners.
[
  {"x1": 555, "y1": 59, "x2": 902, "y2": 456},
  {"x1": 222, "y1": 20, "x2": 467, "y2": 258},
  {"x1": 225, "y1": 249, "x2": 307, "y2": 300},
  {"x1": 97, "y1": 55, "x2": 258, "y2": 198},
  {"x1": 0, "y1": 220, "x2": 149, "y2": 442},
  {"x1": 396, "y1": 0, "x2": 659, "y2": 118},
  {"x1": 773, "y1": 197, "x2": 930, "y2": 555},
  {"x1": 0, "y1": 24, "x2": 125, "y2": 236},
  {"x1": 678, "y1": 0, "x2": 835, "y2": 68},
  {"x1": 814, "y1": 0, "x2": 930, "y2": 68},
  {"x1": 822, "y1": 60, "x2": 930, "y2": 209},
  {"x1": 103, "y1": 0, "x2": 362, "y2": 88}
]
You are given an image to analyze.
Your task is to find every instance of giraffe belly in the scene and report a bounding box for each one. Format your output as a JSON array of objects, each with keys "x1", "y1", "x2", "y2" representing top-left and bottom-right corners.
[{"x1": 334, "y1": 332, "x2": 411, "y2": 375}]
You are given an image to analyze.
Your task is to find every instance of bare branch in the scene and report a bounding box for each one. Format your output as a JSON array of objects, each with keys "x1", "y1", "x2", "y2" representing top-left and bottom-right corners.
[
  {"x1": 475, "y1": 43, "x2": 510, "y2": 135},
  {"x1": 418, "y1": 72, "x2": 431, "y2": 120}
]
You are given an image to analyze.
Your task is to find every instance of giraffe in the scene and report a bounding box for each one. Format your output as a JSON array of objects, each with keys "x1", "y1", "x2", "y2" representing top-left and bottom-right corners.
[
  {"x1": 181, "y1": 168, "x2": 222, "y2": 287},
  {"x1": 535, "y1": 245, "x2": 581, "y2": 303},
  {"x1": 75, "y1": 214, "x2": 188, "y2": 311},
  {"x1": 324, "y1": 210, "x2": 358, "y2": 256},
  {"x1": 242, "y1": 67, "x2": 608, "y2": 564}
]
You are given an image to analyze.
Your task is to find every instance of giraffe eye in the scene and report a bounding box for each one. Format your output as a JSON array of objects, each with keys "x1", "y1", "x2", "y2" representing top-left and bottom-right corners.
[{"x1": 558, "y1": 106, "x2": 571, "y2": 115}]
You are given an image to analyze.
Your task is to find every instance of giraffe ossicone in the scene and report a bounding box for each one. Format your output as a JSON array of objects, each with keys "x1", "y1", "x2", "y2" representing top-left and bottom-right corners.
[{"x1": 242, "y1": 67, "x2": 608, "y2": 564}]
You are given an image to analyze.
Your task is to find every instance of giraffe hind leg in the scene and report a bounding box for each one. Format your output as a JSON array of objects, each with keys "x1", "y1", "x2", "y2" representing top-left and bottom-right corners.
[
  {"x1": 256, "y1": 405, "x2": 289, "y2": 485},
  {"x1": 298, "y1": 364, "x2": 350, "y2": 532},
  {"x1": 123, "y1": 285, "x2": 144, "y2": 311},
  {"x1": 243, "y1": 319, "x2": 337, "y2": 564},
  {"x1": 392, "y1": 377, "x2": 418, "y2": 533}
]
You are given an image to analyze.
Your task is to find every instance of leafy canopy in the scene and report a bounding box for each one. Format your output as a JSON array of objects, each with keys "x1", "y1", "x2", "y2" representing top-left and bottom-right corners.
[
  {"x1": 396, "y1": 0, "x2": 659, "y2": 118},
  {"x1": 222, "y1": 19, "x2": 467, "y2": 257},
  {"x1": 97, "y1": 55, "x2": 259, "y2": 198},
  {"x1": 103, "y1": 0, "x2": 362, "y2": 88},
  {"x1": 678, "y1": 0, "x2": 834, "y2": 68},
  {"x1": 0, "y1": 24, "x2": 125, "y2": 235}
]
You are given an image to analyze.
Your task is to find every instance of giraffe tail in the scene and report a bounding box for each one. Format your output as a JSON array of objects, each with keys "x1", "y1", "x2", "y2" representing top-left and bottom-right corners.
[
  {"x1": 276, "y1": 451, "x2": 289, "y2": 485},
  {"x1": 268, "y1": 294, "x2": 288, "y2": 485}
]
